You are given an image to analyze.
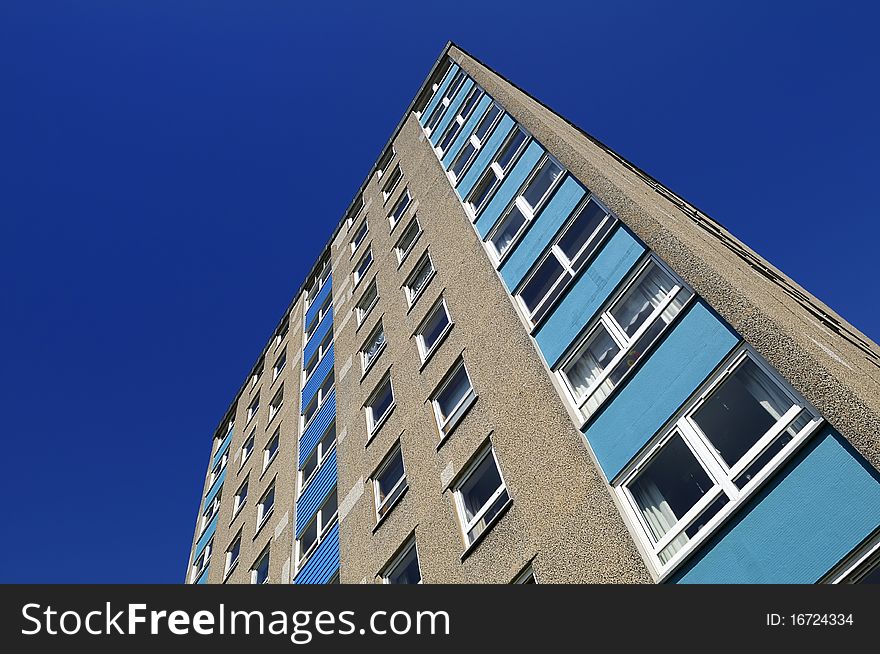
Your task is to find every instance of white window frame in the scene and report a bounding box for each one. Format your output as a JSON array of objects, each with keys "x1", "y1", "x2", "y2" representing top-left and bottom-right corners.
[
  {"x1": 207, "y1": 452, "x2": 228, "y2": 487},
  {"x1": 388, "y1": 188, "x2": 412, "y2": 229},
  {"x1": 431, "y1": 357, "x2": 476, "y2": 438},
  {"x1": 415, "y1": 297, "x2": 453, "y2": 363},
  {"x1": 304, "y1": 261, "x2": 331, "y2": 311},
  {"x1": 233, "y1": 478, "x2": 248, "y2": 518},
  {"x1": 350, "y1": 219, "x2": 368, "y2": 254},
  {"x1": 263, "y1": 429, "x2": 279, "y2": 472},
  {"x1": 353, "y1": 247, "x2": 373, "y2": 287},
  {"x1": 452, "y1": 445, "x2": 510, "y2": 547},
  {"x1": 514, "y1": 195, "x2": 617, "y2": 327},
  {"x1": 344, "y1": 197, "x2": 364, "y2": 232},
  {"x1": 303, "y1": 329, "x2": 333, "y2": 385},
  {"x1": 246, "y1": 395, "x2": 259, "y2": 425},
  {"x1": 365, "y1": 372, "x2": 395, "y2": 438},
  {"x1": 360, "y1": 321, "x2": 387, "y2": 374},
  {"x1": 486, "y1": 154, "x2": 566, "y2": 264},
  {"x1": 256, "y1": 482, "x2": 276, "y2": 533},
  {"x1": 267, "y1": 386, "x2": 283, "y2": 423},
  {"x1": 381, "y1": 164, "x2": 402, "y2": 203},
  {"x1": 273, "y1": 320, "x2": 288, "y2": 350},
  {"x1": 355, "y1": 278, "x2": 379, "y2": 327},
  {"x1": 305, "y1": 292, "x2": 332, "y2": 340},
  {"x1": 556, "y1": 255, "x2": 694, "y2": 421},
  {"x1": 201, "y1": 491, "x2": 221, "y2": 533},
  {"x1": 394, "y1": 217, "x2": 422, "y2": 265},
  {"x1": 190, "y1": 538, "x2": 212, "y2": 583},
  {"x1": 512, "y1": 564, "x2": 537, "y2": 584},
  {"x1": 250, "y1": 547, "x2": 270, "y2": 584},
  {"x1": 435, "y1": 86, "x2": 484, "y2": 157},
  {"x1": 298, "y1": 419, "x2": 337, "y2": 496},
  {"x1": 240, "y1": 431, "x2": 255, "y2": 468},
  {"x1": 376, "y1": 146, "x2": 395, "y2": 179},
  {"x1": 823, "y1": 531, "x2": 880, "y2": 584},
  {"x1": 464, "y1": 126, "x2": 530, "y2": 219},
  {"x1": 403, "y1": 252, "x2": 435, "y2": 308},
  {"x1": 448, "y1": 102, "x2": 503, "y2": 184},
  {"x1": 373, "y1": 443, "x2": 407, "y2": 523},
  {"x1": 424, "y1": 69, "x2": 466, "y2": 135},
  {"x1": 272, "y1": 350, "x2": 286, "y2": 381},
  {"x1": 614, "y1": 345, "x2": 823, "y2": 579},
  {"x1": 296, "y1": 488, "x2": 339, "y2": 569},
  {"x1": 302, "y1": 367, "x2": 335, "y2": 432},
  {"x1": 224, "y1": 533, "x2": 241, "y2": 577},
  {"x1": 380, "y1": 537, "x2": 422, "y2": 584}
]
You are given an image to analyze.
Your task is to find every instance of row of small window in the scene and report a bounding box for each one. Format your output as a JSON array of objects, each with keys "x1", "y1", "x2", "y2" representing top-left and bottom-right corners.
[
  {"x1": 350, "y1": 188, "x2": 417, "y2": 285},
  {"x1": 303, "y1": 259, "x2": 331, "y2": 314}
]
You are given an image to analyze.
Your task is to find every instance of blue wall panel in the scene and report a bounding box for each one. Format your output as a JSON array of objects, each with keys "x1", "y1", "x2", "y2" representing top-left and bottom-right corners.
[
  {"x1": 456, "y1": 115, "x2": 515, "y2": 198},
  {"x1": 299, "y1": 390, "x2": 336, "y2": 466},
  {"x1": 195, "y1": 566, "x2": 209, "y2": 584},
  {"x1": 583, "y1": 299, "x2": 739, "y2": 480},
  {"x1": 303, "y1": 311, "x2": 333, "y2": 364},
  {"x1": 194, "y1": 512, "x2": 217, "y2": 557},
  {"x1": 296, "y1": 449, "x2": 337, "y2": 536},
  {"x1": 441, "y1": 94, "x2": 492, "y2": 169},
  {"x1": 500, "y1": 176, "x2": 588, "y2": 290},
  {"x1": 302, "y1": 344, "x2": 334, "y2": 406},
  {"x1": 429, "y1": 79, "x2": 474, "y2": 147},
  {"x1": 672, "y1": 426, "x2": 880, "y2": 583},
  {"x1": 474, "y1": 141, "x2": 544, "y2": 237},
  {"x1": 294, "y1": 522, "x2": 340, "y2": 584},
  {"x1": 534, "y1": 225, "x2": 645, "y2": 367},
  {"x1": 202, "y1": 466, "x2": 226, "y2": 510},
  {"x1": 212, "y1": 428, "x2": 233, "y2": 468},
  {"x1": 419, "y1": 64, "x2": 459, "y2": 127},
  {"x1": 304, "y1": 277, "x2": 332, "y2": 327}
]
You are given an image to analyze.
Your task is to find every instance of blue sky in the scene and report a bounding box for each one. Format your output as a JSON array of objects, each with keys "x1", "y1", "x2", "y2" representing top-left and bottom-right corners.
[{"x1": 0, "y1": 1, "x2": 876, "y2": 582}]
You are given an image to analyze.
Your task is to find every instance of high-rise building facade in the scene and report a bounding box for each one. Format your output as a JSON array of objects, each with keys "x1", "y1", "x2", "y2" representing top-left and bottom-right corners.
[{"x1": 186, "y1": 43, "x2": 880, "y2": 585}]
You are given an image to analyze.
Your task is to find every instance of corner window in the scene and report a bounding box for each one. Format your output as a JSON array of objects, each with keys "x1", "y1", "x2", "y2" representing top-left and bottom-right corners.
[
  {"x1": 388, "y1": 188, "x2": 412, "y2": 228},
  {"x1": 353, "y1": 248, "x2": 373, "y2": 287},
  {"x1": 616, "y1": 347, "x2": 821, "y2": 575},
  {"x1": 381, "y1": 165, "x2": 402, "y2": 202},
  {"x1": 297, "y1": 488, "x2": 338, "y2": 566},
  {"x1": 516, "y1": 196, "x2": 616, "y2": 325},
  {"x1": 263, "y1": 429, "x2": 279, "y2": 471},
  {"x1": 225, "y1": 533, "x2": 241, "y2": 576},
  {"x1": 360, "y1": 321, "x2": 386, "y2": 373},
  {"x1": 394, "y1": 217, "x2": 421, "y2": 264},
  {"x1": 465, "y1": 127, "x2": 529, "y2": 217},
  {"x1": 403, "y1": 252, "x2": 435, "y2": 307},
  {"x1": 251, "y1": 547, "x2": 270, "y2": 584},
  {"x1": 256, "y1": 482, "x2": 275, "y2": 532},
  {"x1": 350, "y1": 219, "x2": 368, "y2": 254},
  {"x1": 381, "y1": 538, "x2": 422, "y2": 584},
  {"x1": 558, "y1": 257, "x2": 693, "y2": 419},
  {"x1": 487, "y1": 156, "x2": 564, "y2": 262},
  {"x1": 366, "y1": 373, "x2": 395, "y2": 437},
  {"x1": 299, "y1": 420, "x2": 336, "y2": 494},
  {"x1": 431, "y1": 358, "x2": 476, "y2": 438},
  {"x1": 373, "y1": 443, "x2": 407, "y2": 521},
  {"x1": 355, "y1": 279, "x2": 379, "y2": 327},
  {"x1": 453, "y1": 445, "x2": 510, "y2": 546},
  {"x1": 415, "y1": 297, "x2": 452, "y2": 362},
  {"x1": 449, "y1": 102, "x2": 502, "y2": 183}
]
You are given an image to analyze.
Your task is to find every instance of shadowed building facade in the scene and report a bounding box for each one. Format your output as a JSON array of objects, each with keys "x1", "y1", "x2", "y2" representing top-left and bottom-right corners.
[{"x1": 186, "y1": 42, "x2": 880, "y2": 585}]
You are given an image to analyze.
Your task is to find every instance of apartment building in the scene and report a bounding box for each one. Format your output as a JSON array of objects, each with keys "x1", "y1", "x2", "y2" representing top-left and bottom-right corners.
[{"x1": 186, "y1": 42, "x2": 880, "y2": 585}]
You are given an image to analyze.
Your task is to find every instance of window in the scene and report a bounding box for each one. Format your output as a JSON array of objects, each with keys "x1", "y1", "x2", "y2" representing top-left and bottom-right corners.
[
  {"x1": 487, "y1": 156, "x2": 565, "y2": 262},
  {"x1": 360, "y1": 321, "x2": 386, "y2": 373},
  {"x1": 464, "y1": 127, "x2": 529, "y2": 217},
  {"x1": 201, "y1": 492, "x2": 221, "y2": 532},
  {"x1": 256, "y1": 482, "x2": 275, "y2": 532},
  {"x1": 274, "y1": 320, "x2": 288, "y2": 349},
  {"x1": 365, "y1": 373, "x2": 395, "y2": 437},
  {"x1": 191, "y1": 539, "x2": 212, "y2": 583},
  {"x1": 208, "y1": 452, "x2": 228, "y2": 487},
  {"x1": 241, "y1": 431, "x2": 255, "y2": 467},
  {"x1": 246, "y1": 395, "x2": 259, "y2": 424},
  {"x1": 263, "y1": 430, "x2": 279, "y2": 471},
  {"x1": 251, "y1": 547, "x2": 270, "y2": 584},
  {"x1": 431, "y1": 358, "x2": 476, "y2": 437},
  {"x1": 373, "y1": 444, "x2": 407, "y2": 521},
  {"x1": 303, "y1": 330, "x2": 333, "y2": 382},
  {"x1": 353, "y1": 248, "x2": 373, "y2": 287},
  {"x1": 403, "y1": 252, "x2": 435, "y2": 307},
  {"x1": 350, "y1": 219, "x2": 368, "y2": 254},
  {"x1": 415, "y1": 297, "x2": 452, "y2": 362},
  {"x1": 453, "y1": 445, "x2": 510, "y2": 546},
  {"x1": 381, "y1": 164, "x2": 402, "y2": 202},
  {"x1": 355, "y1": 279, "x2": 378, "y2": 327},
  {"x1": 436, "y1": 86, "x2": 483, "y2": 156},
  {"x1": 424, "y1": 69, "x2": 466, "y2": 134},
  {"x1": 302, "y1": 368, "x2": 334, "y2": 428},
  {"x1": 387, "y1": 215, "x2": 419, "y2": 263},
  {"x1": 297, "y1": 488, "x2": 338, "y2": 566},
  {"x1": 558, "y1": 257, "x2": 693, "y2": 419},
  {"x1": 449, "y1": 102, "x2": 502, "y2": 183},
  {"x1": 305, "y1": 292, "x2": 332, "y2": 340},
  {"x1": 272, "y1": 351, "x2": 286, "y2": 381},
  {"x1": 299, "y1": 420, "x2": 336, "y2": 493},
  {"x1": 305, "y1": 260, "x2": 331, "y2": 309},
  {"x1": 225, "y1": 534, "x2": 241, "y2": 576},
  {"x1": 388, "y1": 188, "x2": 411, "y2": 228},
  {"x1": 616, "y1": 347, "x2": 821, "y2": 575},
  {"x1": 376, "y1": 146, "x2": 395, "y2": 179},
  {"x1": 249, "y1": 360, "x2": 263, "y2": 388},
  {"x1": 381, "y1": 538, "x2": 421, "y2": 584},
  {"x1": 516, "y1": 196, "x2": 617, "y2": 326},
  {"x1": 344, "y1": 197, "x2": 364, "y2": 231},
  {"x1": 825, "y1": 533, "x2": 880, "y2": 584},
  {"x1": 267, "y1": 387, "x2": 283, "y2": 422},
  {"x1": 513, "y1": 565, "x2": 537, "y2": 584},
  {"x1": 233, "y1": 479, "x2": 248, "y2": 517}
]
